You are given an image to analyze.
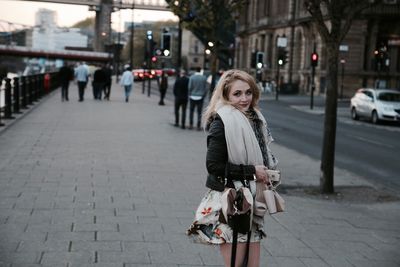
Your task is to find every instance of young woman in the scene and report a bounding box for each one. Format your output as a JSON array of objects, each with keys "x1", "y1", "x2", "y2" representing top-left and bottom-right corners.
[
  {"x1": 119, "y1": 65, "x2": 134, "y2": 102},
  {"x1": 187, "y1": 69, "x2": 278, "y2": 267}
]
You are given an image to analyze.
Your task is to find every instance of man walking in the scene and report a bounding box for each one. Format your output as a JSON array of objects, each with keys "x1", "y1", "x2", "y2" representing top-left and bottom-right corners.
[
  {"x1": 103, "y1": 64, "x2": 113, "y2": 100},
  {"x1": 188, "y1": 67, "x2": 208, "y2": 130},
  {"x1": 74, "y1": 62, "x2": 89, "y2": 102},
  {"x1": 59, "y1": 63, "x2": 73, "y2": 101},
  {"x1": 173, "y1": 69, "x2": 189, "y2": 129}
]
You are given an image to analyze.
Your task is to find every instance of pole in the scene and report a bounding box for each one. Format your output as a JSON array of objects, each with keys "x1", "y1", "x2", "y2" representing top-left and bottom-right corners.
[
  {"x1": 275, "y1": 65, "x2": 280, "y2": 101},
  {"x1": 310, "y1": 65, "x2": 315, "y2": 109},
  {"x1": 340, "y1": 60, "x2": 345, "y2": 99},
  {"x1": 310, "y1": 43, "x2": 316, "y2": 109},
  {"x1": 115, "y1": 0, "x2": 122, "y2": 83},
  {"x1": 129, "y1": 4, "x2": 134, "y2": 68},
  {"x1": 177, "y1": 19, "x2": 182, "y2": 73}
]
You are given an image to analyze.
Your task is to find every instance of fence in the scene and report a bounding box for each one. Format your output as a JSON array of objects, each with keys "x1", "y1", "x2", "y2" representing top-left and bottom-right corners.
[{"x1": 0, "y1": 72, "x2": 60, "y2": 127}]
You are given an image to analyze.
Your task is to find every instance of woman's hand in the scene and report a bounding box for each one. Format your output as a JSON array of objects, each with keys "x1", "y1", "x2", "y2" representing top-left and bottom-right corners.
[{"x1": 255, "y1": 165, "x2": 270, "y2": 184}]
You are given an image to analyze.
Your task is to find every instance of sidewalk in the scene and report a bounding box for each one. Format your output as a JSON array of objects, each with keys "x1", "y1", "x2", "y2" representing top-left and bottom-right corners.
[{"x1": 0, "y1": 81, "x2": 399, "y2": 267}]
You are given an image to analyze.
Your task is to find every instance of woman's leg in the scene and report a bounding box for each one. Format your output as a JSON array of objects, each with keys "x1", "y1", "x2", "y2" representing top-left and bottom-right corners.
[
  {"x1": 247, "y1": 243, "x2": 261, "y2": 267},
  {"x1": 220, "y1": 242, "x2": 260, "y2": 267}
]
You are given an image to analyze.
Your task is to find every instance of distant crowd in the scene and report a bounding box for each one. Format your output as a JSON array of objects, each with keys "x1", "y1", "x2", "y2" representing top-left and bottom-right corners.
[{"x1": 58, "y1": 62, "x2": 226, "y2": 130}]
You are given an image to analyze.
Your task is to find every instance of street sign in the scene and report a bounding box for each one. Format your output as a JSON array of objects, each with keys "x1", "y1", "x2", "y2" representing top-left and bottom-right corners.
[
  {"x1": 339, "y1": 45, "x2": 349, "y2": 52},
  {"x1": 277, "y1": 37, "x2": 287, "y2": 48}
]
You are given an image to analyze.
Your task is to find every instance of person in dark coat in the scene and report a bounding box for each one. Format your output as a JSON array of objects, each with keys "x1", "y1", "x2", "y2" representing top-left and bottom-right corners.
[
  {"x1": 102, "y1": 64, "x2": 112, "y2": 100},
  {"x1": 158, "y1": 70, "x2": 168, "y2": 105},
  {"x1": 59, "y1": 64, "x2": 74, "y2": 101},
  {"x1": 92, "y1": 66, "x2": 107, "y2": 100},
  {"x1": 173, "y1": 70, "x2": 189, "y2": 129}
]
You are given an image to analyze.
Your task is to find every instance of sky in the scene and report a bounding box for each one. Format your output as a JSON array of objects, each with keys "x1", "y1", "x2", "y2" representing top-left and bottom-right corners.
[{"x1": 0, "y1": 0, "x2": 177, "y2": 30}]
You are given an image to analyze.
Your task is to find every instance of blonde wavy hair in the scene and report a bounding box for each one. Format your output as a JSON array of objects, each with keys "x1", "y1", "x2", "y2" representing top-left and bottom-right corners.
[{"x1": 202, "y1": 69, "x2": 260, "y2": 128}]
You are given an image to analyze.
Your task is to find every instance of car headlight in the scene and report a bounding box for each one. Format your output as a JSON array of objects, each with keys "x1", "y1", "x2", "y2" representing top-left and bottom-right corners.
[{"x1": 382, "y1": 106, "x2": 393, "y2": 111}]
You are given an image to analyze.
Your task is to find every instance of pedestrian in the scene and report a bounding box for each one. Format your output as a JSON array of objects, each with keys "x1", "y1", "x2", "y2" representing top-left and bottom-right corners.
[
  {"x1": 158, "y1": 69, "x2": 168, "y2": 105},
  {"x1": 92, "y1": 66, "x2": 107, "y2": 100},
  {"x1": 103, "y1": 64, "x2": 113, "y2": 100},
  {"x1": 120, "y1": 65, "x2": 133, "y2": 102},
  {"x1": 188, "y1": 67, "x2": 208, "y2": 130},
  {"x1": 74, "y1": 62, "x2": 89, "y2": 102},
  {"x1": 173, "y1": 69, "x2": 189, "y2": 129},
  {"x1": 187, "y1": 69, "x2": 278, "y2": 267},
  {"x1": 58, "y1": 63, "x2": 73, "y2": 101}
]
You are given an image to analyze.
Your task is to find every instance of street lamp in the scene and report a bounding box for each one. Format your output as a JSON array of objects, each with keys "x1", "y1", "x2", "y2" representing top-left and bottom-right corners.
[
  {"x1": 130, "y1": 3, "x2": 135, "y2": 68},
  {"x1": 116, "y1": 0, "x2": 122, "y2": 83}
]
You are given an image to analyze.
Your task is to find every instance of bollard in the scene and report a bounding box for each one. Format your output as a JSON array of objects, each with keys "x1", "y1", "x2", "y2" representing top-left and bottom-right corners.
[
  {"x1": 4, "y1": 78, "x2": 14, "y2": 119},
  {"x1": 0, "y1": 78, "x2": 4, "y2": 126},
  {"x1": 36, "y1": 74, "x2": 41, "y2": 99},
  {"x1": 13, "y1": 77, "x2": 21, "y2": 114},
  {"x1": 28, "y1": 75, "x2": 34, "y2": 105},
  {"x1": 44, "y1": 73, "x2": 50, "y2": 94},
  {"x1": 21, "y1": 76, "x2": 28, "y2": 108},
  {"x1": 39, "y1": 74, "x2": 44, "y2": 96}
]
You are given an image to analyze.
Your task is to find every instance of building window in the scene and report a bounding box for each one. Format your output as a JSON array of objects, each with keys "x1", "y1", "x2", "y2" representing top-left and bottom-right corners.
[{"x1": 193, "y1": 57, "x2": 198, "y2": 63}]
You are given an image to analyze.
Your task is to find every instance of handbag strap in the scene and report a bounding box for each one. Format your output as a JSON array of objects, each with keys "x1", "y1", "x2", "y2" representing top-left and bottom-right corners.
[
  {"x1": 230, "y1": 227, "x2": 238, "y2": 267},
  {"x1": 230, "y1": 229, "x2": 251, "y2": 267}
]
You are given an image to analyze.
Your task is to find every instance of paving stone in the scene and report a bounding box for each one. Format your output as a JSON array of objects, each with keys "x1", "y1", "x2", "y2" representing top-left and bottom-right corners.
[
  {"x1": 40, "y1": 251, "x2": 94, "y2": 265},
  {"x1": 149, "y1": 251, "x2": 203, "y2": 265},
  {"x1": 73, "y1": 223, "x2": 118, "y2": 232},
  {"x1": 97, "y1": 251, "x2": 150, "y2": 264},
  {"x1": 0, "y1": 252, "x2": 40, "y2": 264},
  {"x1": 17, "y1": 240, "x2": 69, "y2": 252},
  {"x1": 70, "y1": 241, "x2": 122, "y2": 252}
]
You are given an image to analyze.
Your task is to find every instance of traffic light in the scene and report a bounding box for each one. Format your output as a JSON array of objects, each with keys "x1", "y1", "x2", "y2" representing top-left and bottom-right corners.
[
  {"x1": 311, "y1": 52, "x2": 318, "y2": 67},
  {"x1": 256, "y1": 52, "x2": 264, "y2": 69},
  {"x1": 146, "y1": 30, "x2": 153, "y2": 40},
  {"x1": 278, "y1": 48, "x2": 288, "y2": 66},
  {"x1": 161, "y1": 32, "x2": 171, "y2": 57},
  {"x1": 151, "y1": 56, "x2": 157, "y2": 63}
]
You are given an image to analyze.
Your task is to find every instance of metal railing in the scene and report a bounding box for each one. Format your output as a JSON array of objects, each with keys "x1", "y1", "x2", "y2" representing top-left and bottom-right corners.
[{"x1": 0, "y1": 72, "x2": 60, "y2": 127}]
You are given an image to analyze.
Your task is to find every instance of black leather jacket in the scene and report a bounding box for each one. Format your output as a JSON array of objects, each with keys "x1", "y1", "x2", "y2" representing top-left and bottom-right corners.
[{"x1": 206, "y1": 115, "x2": 256, "y2": 191}]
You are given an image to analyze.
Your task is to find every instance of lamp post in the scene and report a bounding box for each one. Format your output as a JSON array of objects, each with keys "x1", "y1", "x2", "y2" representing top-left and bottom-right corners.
[
  {"x1": 115, "y1": 0, "x2": 122, "y2": 83},
  {"x1": 129, "y1": 3, "x2": 135, "y2": 68}
]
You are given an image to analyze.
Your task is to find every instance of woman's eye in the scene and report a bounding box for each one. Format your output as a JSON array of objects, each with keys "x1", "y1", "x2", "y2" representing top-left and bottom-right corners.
[
  {"x1": 245, "y1": 90, "x2": 252, "y2": 96},
  {"x1": 233, "y1": 92, "x2": 241, "y2": 97}
]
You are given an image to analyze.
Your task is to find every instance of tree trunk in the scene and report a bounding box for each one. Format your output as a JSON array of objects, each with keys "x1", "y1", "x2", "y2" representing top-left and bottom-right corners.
[
  {"x1": 320, "y1": 41, "x2": 339, "y2": 194},
  {"x1": 209, "y1": 51, "x2": 219, "y2": 96}
]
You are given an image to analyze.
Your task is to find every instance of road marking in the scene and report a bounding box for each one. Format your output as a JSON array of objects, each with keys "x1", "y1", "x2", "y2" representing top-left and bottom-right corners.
[{"x1": 347, "y1": 134, "x2": 395, "y2": 149}]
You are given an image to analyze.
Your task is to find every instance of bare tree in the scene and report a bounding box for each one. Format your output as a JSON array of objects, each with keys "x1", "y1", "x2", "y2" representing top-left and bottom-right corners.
[{"x1": 304, "y1": 0, "x2": 382, "y2": 193}]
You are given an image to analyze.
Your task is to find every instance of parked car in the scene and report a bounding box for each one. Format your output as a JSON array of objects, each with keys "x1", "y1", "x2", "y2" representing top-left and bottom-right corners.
[
  {"x1": 132, "y1": 69, "x2": 145, "y2": 81},
  {"x1": 132, "y1": 69, "x2": 160, "y2": 81},
  {"x1": 350, "y1": 88, "x2": 400, "y2": 124}
]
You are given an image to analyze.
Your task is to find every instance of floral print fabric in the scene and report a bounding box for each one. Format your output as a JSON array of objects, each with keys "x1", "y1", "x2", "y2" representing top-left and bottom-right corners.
[{"x1": 187, "y1": 189, "x2": 265, "y2": 244}]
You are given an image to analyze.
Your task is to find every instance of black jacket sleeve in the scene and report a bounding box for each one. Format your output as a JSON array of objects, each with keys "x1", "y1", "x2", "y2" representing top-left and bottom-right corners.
[{"x1": 206, "y1": 116, "x2": 256, "y2": 182}]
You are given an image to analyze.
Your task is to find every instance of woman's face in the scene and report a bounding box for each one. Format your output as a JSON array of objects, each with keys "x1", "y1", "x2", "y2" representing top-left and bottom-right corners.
[{"x1": 228, "y1": 80, "x2": 253, "y2": 112}]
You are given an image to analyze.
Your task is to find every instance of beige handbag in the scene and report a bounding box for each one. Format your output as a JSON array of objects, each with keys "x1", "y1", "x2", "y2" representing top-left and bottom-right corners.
[{"x1": 263, "y1": 185, "x2": 285, "y2": 214}]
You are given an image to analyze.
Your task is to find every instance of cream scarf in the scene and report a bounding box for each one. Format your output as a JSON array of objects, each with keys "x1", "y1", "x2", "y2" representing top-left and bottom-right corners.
[{"x1": 217, "y1": 104, "x2": 276, "y2": 169}]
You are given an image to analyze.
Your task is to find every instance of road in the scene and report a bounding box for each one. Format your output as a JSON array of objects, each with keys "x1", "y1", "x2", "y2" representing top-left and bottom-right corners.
[
  {"x1": 258, "y1": 96, "x2": 400, "y2": 193},
  {"x1": 143, "y1": 79, "x2": 400, "y2": 193}
]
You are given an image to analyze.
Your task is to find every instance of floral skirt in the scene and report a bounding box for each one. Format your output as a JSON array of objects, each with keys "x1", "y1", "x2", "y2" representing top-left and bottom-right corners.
[{"x1": 187, "y1": 189, "x2": 266, "y2": 244}]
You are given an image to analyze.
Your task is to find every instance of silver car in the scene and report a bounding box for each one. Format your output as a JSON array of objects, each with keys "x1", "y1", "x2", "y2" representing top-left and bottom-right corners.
[{"x1": 350, "y1": 88, "x2": 400, "y2": 124}]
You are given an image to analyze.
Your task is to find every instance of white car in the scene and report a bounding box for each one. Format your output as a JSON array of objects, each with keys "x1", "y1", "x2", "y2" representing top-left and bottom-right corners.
[{"x1": 350, "y1": 88, "x2": 400, "y2": 124}]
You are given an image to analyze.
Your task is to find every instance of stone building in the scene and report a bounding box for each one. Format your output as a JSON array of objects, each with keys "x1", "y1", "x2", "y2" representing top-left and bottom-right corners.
[{"x1": 235, "y1": 0, "x2": 400, "y2": 96}]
